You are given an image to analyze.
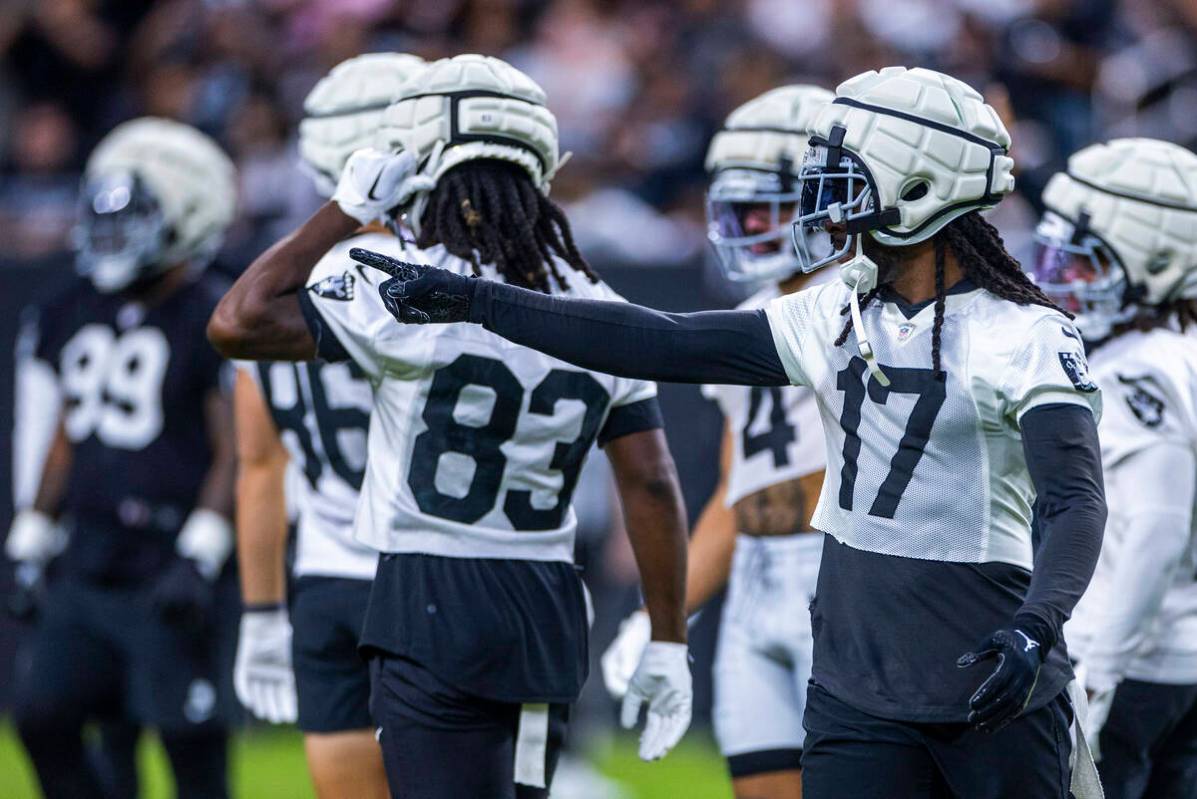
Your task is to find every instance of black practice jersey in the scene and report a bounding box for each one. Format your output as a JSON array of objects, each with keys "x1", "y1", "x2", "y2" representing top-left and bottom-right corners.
[{"x1": 26, "y1": 273, "x2": 228, "y2": 583}]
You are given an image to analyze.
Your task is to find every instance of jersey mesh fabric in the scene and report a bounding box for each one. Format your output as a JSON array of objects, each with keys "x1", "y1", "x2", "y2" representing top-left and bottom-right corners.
[
  {"x1": 764, "y1": 279, "x2": 1100, "y2": 569},
  {"x1": 303, "y1": 237, "x2": 659, "y2": 562}
]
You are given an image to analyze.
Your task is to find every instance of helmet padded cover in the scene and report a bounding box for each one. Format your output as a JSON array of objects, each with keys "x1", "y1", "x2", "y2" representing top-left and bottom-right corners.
[
  {"x1": 809, "y1": 66, "x2": 1015, "y2": 245},
  {"x1": 1043, "y1": 137, "x2": 1197, "y2": 305},
  {"x1": 705, "y1": 84, "x2": 834, "y2": 175},
  {"x1": 86, "y1": 117, "x2": 236, "y2": 265},
  {"x1": 299, "y1": 52, "x2": 426, "y2": 196},
  {"x1": 377, "y1": 54, "x2": 559, "y2": 194}
]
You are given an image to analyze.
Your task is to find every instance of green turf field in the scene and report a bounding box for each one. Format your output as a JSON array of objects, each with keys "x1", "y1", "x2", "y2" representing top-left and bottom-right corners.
[{"x1": 0, "y1": 719, "x2": 732, "y2": 798}]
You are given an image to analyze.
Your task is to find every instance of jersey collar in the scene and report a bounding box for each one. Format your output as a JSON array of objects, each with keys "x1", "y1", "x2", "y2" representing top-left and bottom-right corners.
[{"x1": 877, "y1": 277, "x2": 979, "y2": 320}]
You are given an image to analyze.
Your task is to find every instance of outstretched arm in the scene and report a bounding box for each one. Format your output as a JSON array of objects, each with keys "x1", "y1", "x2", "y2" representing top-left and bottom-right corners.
[{"x1": 353, "y1": 249, "x2": 792, "y2": 387}]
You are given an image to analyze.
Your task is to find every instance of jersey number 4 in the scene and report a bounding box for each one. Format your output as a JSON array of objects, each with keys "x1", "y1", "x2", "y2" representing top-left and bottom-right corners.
[
  {"x1": 742, "y1": 386, "x2": 796, "y2": 467},
  {"x1": 410, "y1": 354, "x2": 609, "y2": 530},
  {"x1": 836, "y1": 357, "x2": 945, "y2": 519}
]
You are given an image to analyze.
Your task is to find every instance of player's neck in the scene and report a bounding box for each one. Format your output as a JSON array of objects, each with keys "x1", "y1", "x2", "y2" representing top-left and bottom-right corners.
[
  {"x1": 776, "y1": 270, "x2": 814, "y2": 296},
  {"x1": 884, "y1": 241, "x2": 965, "y2": 305},
  {"x1": 126, "y1": 263, "x2": 188, "y2": 306}
]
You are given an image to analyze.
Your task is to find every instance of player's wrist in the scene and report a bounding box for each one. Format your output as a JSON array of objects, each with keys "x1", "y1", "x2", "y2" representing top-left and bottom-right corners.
[{"x1": 1011, "y1": 613, "x2": 1054, "y2": 662}]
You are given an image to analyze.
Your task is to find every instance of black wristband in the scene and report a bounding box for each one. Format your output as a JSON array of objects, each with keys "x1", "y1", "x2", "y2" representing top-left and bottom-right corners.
[{"x1": 242, "y1": 601, "x2": 286, "y2": 613}]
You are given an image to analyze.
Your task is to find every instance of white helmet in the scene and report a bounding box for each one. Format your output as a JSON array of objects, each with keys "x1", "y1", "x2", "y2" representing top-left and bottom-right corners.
[
  {"x1": 1032, "y1": 137, "x2": 1197, "y2": 341},
  {"x1": 792, "y1": 66, "x2": 1014, "y2": 273},
  {"x1": 299, "y1": 52, "x2": 426, "y2": 197},
  {"x1": 76, "y1": 117, "x2": 236, "y2": 293},
  {"x1": 705, "y1": 84, "x2": 834, "y2": 283},
  {"x1": 375, "y1": 53, "x2": 560, "y2": 236}
]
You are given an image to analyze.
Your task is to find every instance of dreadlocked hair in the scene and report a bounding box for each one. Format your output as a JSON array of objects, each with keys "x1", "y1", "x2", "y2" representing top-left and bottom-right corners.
[
  {"x1": 415, "y1": 159, "x2": 598, "y2": 292},
  {"x1": 834, "y1": 211, "x2": 1072, "y2": 376},
  {"x1": 939, "y1": 212, "x2": 1070, "y2": 318}
]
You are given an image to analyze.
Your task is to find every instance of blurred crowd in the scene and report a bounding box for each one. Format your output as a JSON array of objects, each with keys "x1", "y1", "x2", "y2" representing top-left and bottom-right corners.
[{"x1": 2, "y1": 0, "x2": 1197, "y2": 273}]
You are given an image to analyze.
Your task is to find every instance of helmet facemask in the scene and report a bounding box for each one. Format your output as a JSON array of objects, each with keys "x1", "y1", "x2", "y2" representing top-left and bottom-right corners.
[
  {"x1": 1031, "y1": 210, "x2": 1128, "y2": 341},
  {"x1": 74, "y1": 171, "x2": 170, "y2": 294},
  {"x1": 706, "y1": 167, "x2": 805, "y2": 283}
]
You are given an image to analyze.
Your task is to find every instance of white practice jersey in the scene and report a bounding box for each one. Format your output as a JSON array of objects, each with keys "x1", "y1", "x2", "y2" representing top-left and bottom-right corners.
[
  {"x1": 302, "y1": 235, "x2": 658, "y2": 562},
  {"x1": 243, "y1": 356, "x2": 376, "y2": 581},
  {"x1": 1067, "y1": 327, "x2": 1197, "y2": 686},
  {"x1": 765, "y1": 280, "x2": 1101, "y2": 569},
  {"x1": 702, "y1": 285, "x2": 824, "y2": 506}
]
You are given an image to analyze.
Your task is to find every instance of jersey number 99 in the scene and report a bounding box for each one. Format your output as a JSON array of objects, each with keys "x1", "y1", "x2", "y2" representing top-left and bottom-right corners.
[{"x1": 59, "y1": 324, "x2": 169, "y2": 450}]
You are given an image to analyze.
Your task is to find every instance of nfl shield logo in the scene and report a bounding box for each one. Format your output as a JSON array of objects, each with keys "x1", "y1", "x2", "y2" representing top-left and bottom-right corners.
[{"x1": 896, "y1": 322, "x2": 916, "y2": 342}]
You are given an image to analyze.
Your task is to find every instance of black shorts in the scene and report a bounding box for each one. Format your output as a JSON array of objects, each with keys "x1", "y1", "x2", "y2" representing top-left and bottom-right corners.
[
  {"x1": 1098, "y1": 678, "x2": 1197, "y2": 799},
  {"x1": 12, "y1": 577, "x2": 238, "y2": 734},
  {"x1": 801, "y1": 681, "x2": 1073, "y2": 799},
  {"x1": 291, "y1": 575, "x2": 373, "y2": 734},
  {"x1": 369, "y1": 653, "x2": 569, "y2": 799}
]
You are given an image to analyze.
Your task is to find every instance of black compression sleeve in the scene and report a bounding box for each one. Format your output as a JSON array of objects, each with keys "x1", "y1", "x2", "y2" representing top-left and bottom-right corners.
[
  {"x1": 1015, "y1": 403, "x2": 1107, "y2": 655},
  {"x1": 468, "y1": 279, "x2": 790, "y2": 386}
]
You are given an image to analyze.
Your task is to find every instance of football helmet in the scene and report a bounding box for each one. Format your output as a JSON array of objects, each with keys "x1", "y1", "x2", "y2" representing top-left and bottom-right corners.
[
  {"x1": 705, "y1": 84, "x2": 834, "y2": 283},
  {"x1": 375, "y1": 53, "x2": 561, "y2": 236},
  {"x1": 1032, "y1": 137, "x2": 1197, "y2": 340},
  {"x1": 299, "y1": 52, "x2": 426, "y2": 197},
  {"x1": 76, "y1": 117, "x2": 236, "y2": 293},
  {"x1": 792, "y1": 66, "x2": 1014, "y2": 274}
]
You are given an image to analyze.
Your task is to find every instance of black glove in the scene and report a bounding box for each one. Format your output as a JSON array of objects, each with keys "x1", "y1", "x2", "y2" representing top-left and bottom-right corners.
[
  {"x1": 349, "y1": 247, "x2": 475, "y2": 324},
  {"x1": 957, "y1": 627, "x2": 1043, "y2": 732},
  {"x1": 6, "y1": 562, "x2": 44, "y2": 622},
  {"x1": 151, "y1": 557, "x2": 213, "y2": 634}
]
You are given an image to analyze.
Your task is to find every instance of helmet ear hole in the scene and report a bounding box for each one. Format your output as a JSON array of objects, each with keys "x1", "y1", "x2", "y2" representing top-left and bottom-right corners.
[{"x1": 901, "y1": 180, "x2": 929, "y2": 202}]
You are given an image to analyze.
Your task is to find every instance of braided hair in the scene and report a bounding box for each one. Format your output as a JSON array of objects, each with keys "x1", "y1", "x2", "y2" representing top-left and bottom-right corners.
[
  {"x1": 835, "y1": 211, "x2": 1071, "y2": 375},
  {"x1": 415, "y1": 159, "x2": 598, "y2": 292}
]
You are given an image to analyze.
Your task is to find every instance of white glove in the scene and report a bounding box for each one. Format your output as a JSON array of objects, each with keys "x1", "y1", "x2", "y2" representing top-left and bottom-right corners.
[
  {"x1": 332, "y1": 147, "x2": 428, "y2": 226},
  {"x1": 176, "y1": 508, "x2": 233, "y2": 581},
  {"x1": 5, "y1": 509, "x2": 66, "y2": 565},
  {"x1": 234, "y1": 607, "x2": 298, "y2": 724},
  {"x1": 620, "y1": 641, "x2": 692, "y2": 761},
  {"x1": 602, "y1": 610, "x2": 651, "y2": 699}
]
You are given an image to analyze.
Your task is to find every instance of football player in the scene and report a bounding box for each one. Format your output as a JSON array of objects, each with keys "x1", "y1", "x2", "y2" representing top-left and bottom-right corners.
[
  {"x1": 358, "y1": 66, "x2": 1110, "y2": 798},
  {"x1": 207, "y1": 54, "x2": 692, "y2": 798},
  {"x1": 601, "y1": 84, "x2": 832, "y2": 799},
  {"x1": 231, "y1": 52, "x2": 423, "y2": 799},
  {"x1": 1035, "y1": 138, "x2": 1197, "y2": 799},
  {"x1": 5, "y1": 118, "x2": 238, "y2": 799}
]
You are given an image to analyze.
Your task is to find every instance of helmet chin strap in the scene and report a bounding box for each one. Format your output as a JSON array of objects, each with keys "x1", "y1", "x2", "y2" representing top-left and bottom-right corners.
[{"x1": 840, "y1": 234, "x2": 890, "y2": 387}]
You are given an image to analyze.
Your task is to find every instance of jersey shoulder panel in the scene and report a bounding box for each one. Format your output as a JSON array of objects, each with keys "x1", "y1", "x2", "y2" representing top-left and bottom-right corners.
[
  {"x1": 763, "y1": 279, "x2": 848, "y2": 387},
  {"x1": 1091, "y1": 328, "x2": 1197, "y2": 462},
  {"x1": 304, "y1": 232, "x2": 411, "y2": 379},
  {"x1": 967, "y1": 296, "x2": 1100, "y2": 427}
]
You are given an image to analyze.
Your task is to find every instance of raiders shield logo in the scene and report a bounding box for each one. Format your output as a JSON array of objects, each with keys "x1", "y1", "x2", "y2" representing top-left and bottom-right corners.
[
  {"x1": 1117, "y1": 374, "x2": 1166, "y2": 428},
  {"x1": 309, "y1": 271, "x2": 355, "y2": 301},
  {"x1": 1058, "y1": 351, "x2": 1098, "y2": 393}
]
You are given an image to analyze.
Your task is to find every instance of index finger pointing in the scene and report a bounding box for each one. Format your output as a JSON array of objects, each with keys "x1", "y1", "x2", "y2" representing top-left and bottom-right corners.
[{"x1": 349, "y1": 248, "x2": 424, "y2": 281}]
